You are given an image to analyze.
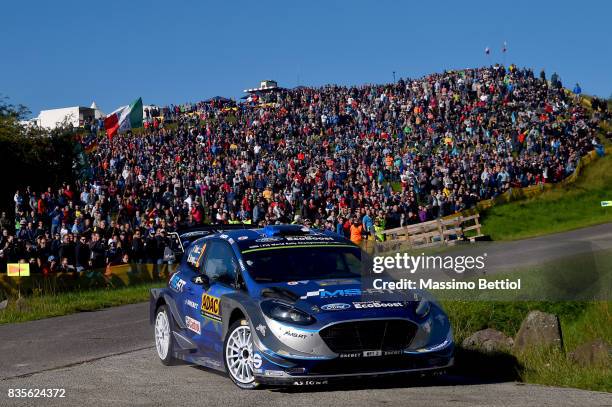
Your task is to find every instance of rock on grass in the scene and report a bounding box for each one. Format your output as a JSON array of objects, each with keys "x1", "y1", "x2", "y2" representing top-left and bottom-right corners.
[
  {"x1": 514, "y1": 310, "x2": 563, "y2": 353},
  {"x1": 462, "y1": 328, "x2": 514, "y2": 353},
  {"x1": 568, "y1": 339, "x2": 612, "y2": 367}
]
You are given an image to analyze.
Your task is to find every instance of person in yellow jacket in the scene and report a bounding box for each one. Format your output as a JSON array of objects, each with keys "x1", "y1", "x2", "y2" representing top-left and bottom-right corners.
[
  {"x1": 374, "y1": 216, "x2": 386, "y2": 242},
  {"x1": 228, "y1": 213, "x2": 240, "y2": 224},
  {"x1": 262, "y1": 187, "x2": 272, "y2": 202}
]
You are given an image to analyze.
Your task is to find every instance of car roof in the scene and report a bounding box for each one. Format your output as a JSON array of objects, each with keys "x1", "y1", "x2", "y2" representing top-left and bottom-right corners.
[{"x1": 191, "y1": 224, "x2": 354, "y2": 252}]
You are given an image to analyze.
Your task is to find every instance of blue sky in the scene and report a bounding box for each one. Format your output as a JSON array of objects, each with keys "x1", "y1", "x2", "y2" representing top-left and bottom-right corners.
[{"x1": 1, "y1": 0, "x2": 610, "y2": 117}]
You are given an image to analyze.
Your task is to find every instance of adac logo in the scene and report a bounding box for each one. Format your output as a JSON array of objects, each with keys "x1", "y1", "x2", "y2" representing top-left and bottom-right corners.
[
  {"x1": 321, "y1": 303, "x2": 351, "y2": 311},
  {"x1": 201, "y1": 294, "x2": 221, "y2": 321}
]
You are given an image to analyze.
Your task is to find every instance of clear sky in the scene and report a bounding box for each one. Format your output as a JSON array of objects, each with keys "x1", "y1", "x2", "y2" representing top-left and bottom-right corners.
[{"x1": 2, "y1": 0, "x2": 610, "y2": 117}]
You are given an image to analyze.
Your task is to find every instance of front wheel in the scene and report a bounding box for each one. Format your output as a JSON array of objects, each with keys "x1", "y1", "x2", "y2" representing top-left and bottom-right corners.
[
  {"x1": 224, "y1": 319, "x2": 260, "y2": 389},
  {"x1": 154, "y1": 305, "x2": 177, "y2": 365}
]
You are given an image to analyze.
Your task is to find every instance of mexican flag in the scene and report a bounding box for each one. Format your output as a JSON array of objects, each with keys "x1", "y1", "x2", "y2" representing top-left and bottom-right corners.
[{"x1": 104, "y1": 97, "x2": 143, "y2": 139}]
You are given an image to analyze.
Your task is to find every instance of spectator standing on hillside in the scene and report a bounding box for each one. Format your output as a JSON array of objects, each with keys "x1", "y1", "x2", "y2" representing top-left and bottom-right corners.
[
  {"x1": 131, "y1": 230, "x2": 145, "y2": 263},
  {"x1": 75, "y1": 235, "x2": 91, "y2": 272},
  {"x1": 89, "y1": 232, "x2": 106, "y2": 269},
  {"x1": 349, "y1": 217, "x2": 363, "y2": 245},
  {"x1": 362, "y1": 209, "x2": 373, "y2": 240},
  {"x1": 0, "y1": 212, "x2": 11, "y2": 232}
]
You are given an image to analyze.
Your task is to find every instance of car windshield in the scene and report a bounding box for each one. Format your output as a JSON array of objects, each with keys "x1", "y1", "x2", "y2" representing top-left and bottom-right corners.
[{"x1": 242, "y1": 246, "x2": 362, "y2": 283}]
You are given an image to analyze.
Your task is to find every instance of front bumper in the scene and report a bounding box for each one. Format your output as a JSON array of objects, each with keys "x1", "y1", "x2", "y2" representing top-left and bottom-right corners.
[{"x1": 253, "y1": 346, "x2": 454, "y2": 386}]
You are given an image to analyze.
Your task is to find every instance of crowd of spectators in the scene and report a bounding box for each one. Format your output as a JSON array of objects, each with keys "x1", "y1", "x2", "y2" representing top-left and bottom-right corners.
[{"x1": 1, "y1": 64, "x2": 607, "y2": 274}]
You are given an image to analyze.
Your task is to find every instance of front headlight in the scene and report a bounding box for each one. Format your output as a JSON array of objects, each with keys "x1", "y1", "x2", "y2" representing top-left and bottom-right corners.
[{"x1": 261, "y1": 301, "x2": 315, "y2": 325}]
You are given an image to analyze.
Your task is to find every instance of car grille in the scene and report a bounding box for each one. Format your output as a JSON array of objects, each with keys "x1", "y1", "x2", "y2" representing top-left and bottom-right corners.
[{"x1": 319, "y1": 320, "x2": 417, "y2": 353}]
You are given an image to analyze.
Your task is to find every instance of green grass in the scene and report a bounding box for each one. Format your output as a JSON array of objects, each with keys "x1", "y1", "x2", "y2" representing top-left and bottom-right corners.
[
  {"x1": 443, "y1": 301, "x2": 611, "y2": 392},
  {"x1": 481, "y1": 152, "x2": 612, "y2": 240},
  {"x1": 0, "y1": 282, "x2": 163, "y2": 324}
]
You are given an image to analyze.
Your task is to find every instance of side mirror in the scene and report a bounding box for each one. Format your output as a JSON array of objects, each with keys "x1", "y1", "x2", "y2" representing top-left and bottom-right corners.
[{"x1": 191, "y1": 274, "x2": 210, "y2": 287}]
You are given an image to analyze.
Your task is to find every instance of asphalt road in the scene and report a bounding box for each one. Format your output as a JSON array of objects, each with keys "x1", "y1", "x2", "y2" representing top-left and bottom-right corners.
[
  {"x1": 0, "y1": 223, "x2": 611, "y2": 406},
  {"x1": 461, "y1": 222, "x2": 612, "y2": 272},
  {"x1": 0, "y1": 302, "x2": 151, "y2": 379}
]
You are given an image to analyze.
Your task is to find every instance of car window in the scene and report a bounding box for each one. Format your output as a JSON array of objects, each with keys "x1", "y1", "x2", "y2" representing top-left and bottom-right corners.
[
  {"x1": 242, "y1": 246, "x2": 361, "y2": 283},
  {"x1": 202, "y1": 241, "x2": 237, "y2": 283}
]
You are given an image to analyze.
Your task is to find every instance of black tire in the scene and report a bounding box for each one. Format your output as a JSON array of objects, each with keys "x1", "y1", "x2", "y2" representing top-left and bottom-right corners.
[
  {"x1": 154, "y1": 304, "x2": 178, "y2": 366},
  {"x1": 223, "y1": 319, "x2": 260, "y2": 389}
]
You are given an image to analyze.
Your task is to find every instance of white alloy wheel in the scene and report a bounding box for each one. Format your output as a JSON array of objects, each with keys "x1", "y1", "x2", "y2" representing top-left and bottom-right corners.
[
  {"x1": 224, "y1": 321, "x2": 259, "y2": 388},
  {"x1": 154, "y1": 305, "x2": 176, "y2": 365}
]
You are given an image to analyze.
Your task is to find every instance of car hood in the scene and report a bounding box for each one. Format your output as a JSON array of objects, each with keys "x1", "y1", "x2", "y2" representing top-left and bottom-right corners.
[{"x1": 258, "y1": 278, "x2": 418, "y2": 319}]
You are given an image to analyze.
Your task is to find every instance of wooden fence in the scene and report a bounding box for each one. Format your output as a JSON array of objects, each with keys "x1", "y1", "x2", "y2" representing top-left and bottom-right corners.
[{"x1": 361, "y1": 214, "x2": 482, "y2": 254}]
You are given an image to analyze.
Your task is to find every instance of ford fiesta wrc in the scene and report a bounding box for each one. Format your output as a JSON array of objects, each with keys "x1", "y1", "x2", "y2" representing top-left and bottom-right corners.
[{"x1": 150, "y1": 224, "x2": 454, "y2": 389}]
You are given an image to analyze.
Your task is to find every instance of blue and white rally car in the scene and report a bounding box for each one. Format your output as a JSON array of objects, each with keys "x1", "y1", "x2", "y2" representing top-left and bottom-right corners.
[{"x1": 150, "y1": 224, "x2": 453, "y2": 389}]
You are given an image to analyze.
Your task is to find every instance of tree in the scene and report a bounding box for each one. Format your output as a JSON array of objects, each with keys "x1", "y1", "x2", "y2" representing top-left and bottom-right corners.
[
  {"x1": 0, "y1": 96, "x2": 78, "y2": 214},
  {"x1": 0, "y1": 95, "x2": 30, "y2": 140}
]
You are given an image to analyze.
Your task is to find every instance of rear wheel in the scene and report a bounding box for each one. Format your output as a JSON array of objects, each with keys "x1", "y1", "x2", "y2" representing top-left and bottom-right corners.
[
  {"x1": 154, "y1": 305, "x2": 177, "y2": 365},
  {"x1": 224, "y1": 319, "x2": 260, "y2": 389}
]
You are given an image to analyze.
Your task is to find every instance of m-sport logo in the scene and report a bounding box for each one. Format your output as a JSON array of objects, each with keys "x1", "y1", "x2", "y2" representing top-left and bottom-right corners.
[
  {"x1": 321, "y1": 303, "x2": 351, "y2": 311},
  {"x1": 300, "y1": 288, "x2": 361, "y2": 299},
  {"x1": 299, "y1": 288, "x2": 403, "y2": 300}
]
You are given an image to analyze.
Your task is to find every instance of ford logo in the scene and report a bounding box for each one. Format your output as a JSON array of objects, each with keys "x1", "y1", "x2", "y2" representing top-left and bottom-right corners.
[{"x1": 321, "y1": 303, "x2": 351, "y2": 311}]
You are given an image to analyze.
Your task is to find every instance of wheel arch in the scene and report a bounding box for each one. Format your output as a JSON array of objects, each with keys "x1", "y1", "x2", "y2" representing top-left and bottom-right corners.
[
  {"x1": 220, "y1": 293, "x2": 262, "y2": 342},
  {"x1": 229, "y1": 308, "x2": 246, "y2": 327},
  {"x1": 149, "y1": 289, "x2": 165, "y2": 324},
  {"x1": 149, "y1": 288, "x2": 185, "y2": 329}
]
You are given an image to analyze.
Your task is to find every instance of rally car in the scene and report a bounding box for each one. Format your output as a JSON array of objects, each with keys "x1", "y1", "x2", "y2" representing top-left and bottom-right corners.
[{"x1": 150, "y1": 224, "x2": 453, "y2": 388}]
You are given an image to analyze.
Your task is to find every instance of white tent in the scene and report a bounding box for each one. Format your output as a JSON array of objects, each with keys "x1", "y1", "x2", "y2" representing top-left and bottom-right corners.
[
  {"x1": 90, "y1": 101, "x2": 105, "y2": 119},
  {"x1": 37, "y1": 106, "x2": 94, "y2": 129}
]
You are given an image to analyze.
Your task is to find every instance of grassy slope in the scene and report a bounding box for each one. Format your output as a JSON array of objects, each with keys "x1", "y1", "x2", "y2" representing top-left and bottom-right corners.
[{"x1": 481, "y1": 151, "x2": 612, "y2": 241}]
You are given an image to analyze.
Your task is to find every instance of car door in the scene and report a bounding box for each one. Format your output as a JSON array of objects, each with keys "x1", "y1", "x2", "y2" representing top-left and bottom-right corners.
[{"x1": 198, "y1": 239, "x2": 241, "y2": 359}]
